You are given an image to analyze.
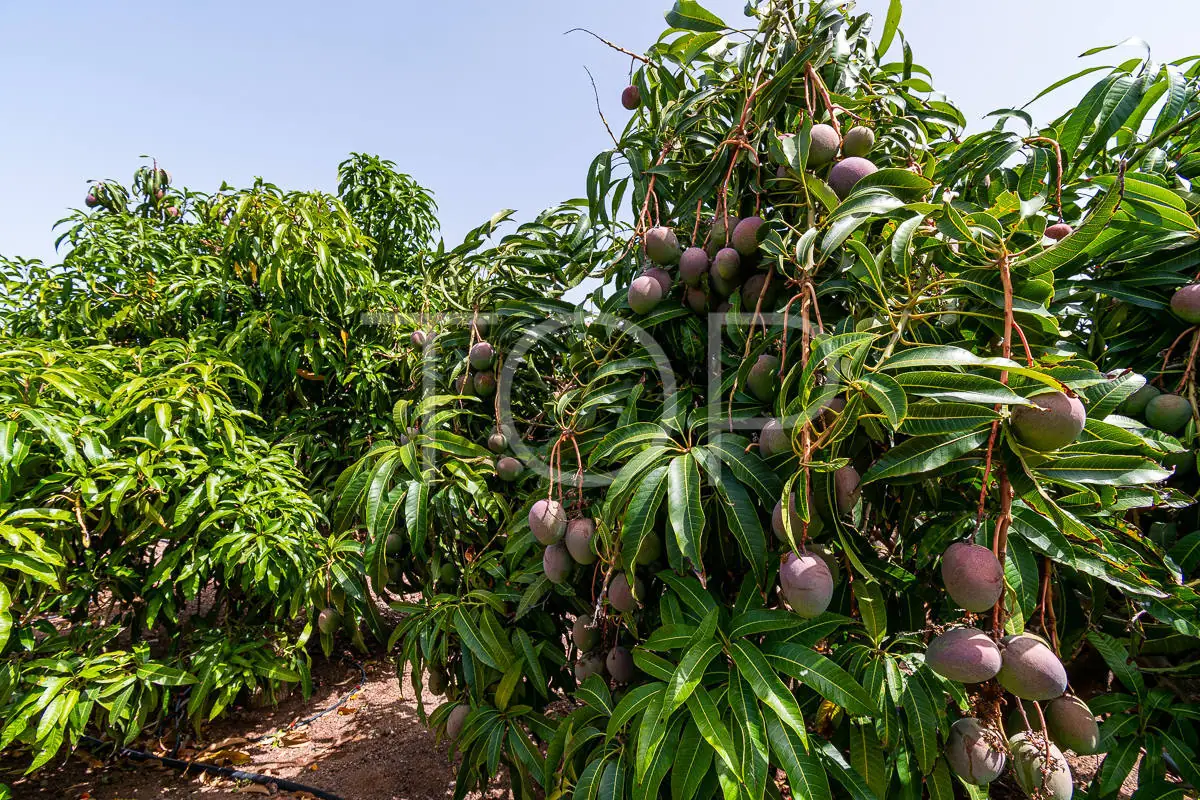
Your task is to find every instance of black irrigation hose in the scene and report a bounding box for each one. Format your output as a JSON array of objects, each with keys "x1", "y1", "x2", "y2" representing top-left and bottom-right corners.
[
  {"x1": 78, "y1": 736, "x2": 343, "y2": 800},
  {"x1": 77, "y1": 659, "x2": 369, "y2": 800}
]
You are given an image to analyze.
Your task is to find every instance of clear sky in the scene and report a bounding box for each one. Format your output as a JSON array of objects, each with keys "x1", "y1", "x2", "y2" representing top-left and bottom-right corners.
[{"x1": 2, "y1": 1, "x2": 1197, "y2": 266}]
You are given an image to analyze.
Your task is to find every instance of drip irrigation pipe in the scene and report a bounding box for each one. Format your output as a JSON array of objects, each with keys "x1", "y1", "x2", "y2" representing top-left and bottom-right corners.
[
  {"x1": 78, "y1": 735, "x2": 343, "y2": 799},
  {"x1": 77, "y1": 658, "x2": 369, "y2": 800}
]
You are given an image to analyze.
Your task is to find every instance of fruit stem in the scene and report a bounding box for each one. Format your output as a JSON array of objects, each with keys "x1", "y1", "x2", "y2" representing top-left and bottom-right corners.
[
  {"x1": 1156, "y1": 325, "x2": 1196, "y2": 387},
  {"x1": 804, "y1": 63, "x2": 841, "y2": 137},
  {"x1": 990, "y1": 250, "x2": 1015, "y2": 638},
  {"x1": 1175, "y1": 326, "x2": 1200, "y2": 394}
]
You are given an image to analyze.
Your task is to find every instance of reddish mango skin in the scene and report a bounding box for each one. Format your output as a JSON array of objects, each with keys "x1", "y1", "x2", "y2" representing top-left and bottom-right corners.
[
  {"x1": 946, "y1": 717, "x2": 1006, "y2": 785},
  {"x1": 529, "y1": 499, "x2": 567, "y2": 545},
  {"x1": 997, "y1": 634, "x2": 1068, "y2": 701},
  {"x1": 926, "y1": 627, "x2": 1002, "y2": 684},
  {"x1": 941, "y1": 541, "x2": 1005, "y2": 612},
  {"x1": 779, "y1": 551, "x2": 834, "y2": 618}
]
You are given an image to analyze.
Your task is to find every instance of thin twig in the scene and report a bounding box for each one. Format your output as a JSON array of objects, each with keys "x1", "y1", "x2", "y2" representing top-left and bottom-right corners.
[
  {"x1": 564, "y1": 28, "x2": 650, "y2": 64},
  {"x1": 582, "y1": 66, "x2": 619, "y2": 148}
]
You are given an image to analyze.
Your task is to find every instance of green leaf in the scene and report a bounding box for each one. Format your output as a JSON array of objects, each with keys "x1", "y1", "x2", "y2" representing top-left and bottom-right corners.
[
  {"x1": 928, "y1": 758, "x2": 955, "y2": 800},
  {"x1": 685, "y1": 685, "x2": 742, "y2": 781},
  {"x1": 1096, "y1": 735, "x2": 1141, "y2": 797},
  {"x1": 877, "y1": 0, "x2": 902, "y2": 57},
  {"x1": 622, "y1": 465, "x2": 669, "y2": 569},
  {"x1": 671, "y1": 721, "x2": 714, "y2": 800},
  {"x1": 900, "y1": 675, "x2": 939, "y2": 773},
  {"x1": 667, "y1": 454, "x2": 705, "y2": 570},
  {"x1": 634, "y1": 691, "x2": 668, "y2": 782},
  {"x1": 663, "y1": 638, "x2": 722, "y2": 714},
  {"x1": 899, "y1": 402, "x2": 998, "y2": 436},
  {"x1": 862, "y1": 430, "x2": 990, "y2": 484},
  {"x1": 708, "y1": 434, "x2": 783, "y2": 504},
  {"x1": 855, "y1": 579, "x2": 888, "y2": 646},
  {"x1": 765, "y1": 642, "x2": 877, "y2": 717},
  {"x1": 765, "y1": 708, "x2": 832, "y2": 800},
  {"x1": 134, "y1": 663, "x2": 197, "y2": 687},
  {"x1": 1088, "y1": 631, "x2": 1145, "y2": 700},
  {"x1": 849, "y1": 723, "x2": 888, "y2": 799},
  {"x1": 880, "y1": 346, "x2": 1062, "y2": 390},
  {"x1": 1037, "y1": 455, "x2": 1170, "y2": 486},
  {"x1": 1009, "y1": 180, "x2": 1121, "y2": 275},
  {"x1": 895, "y1": 372, "x2": 1031, "y2": 406},
  {"x1": 607, "y1": 682, "x2": 664, "y2": 740},
  {"x1": 665, "y1": 0, "x2": 726, "y2": 32},
  {"x1": 855, "y1": 373, "x2": 907, "y2": 429},
  {"x1": 590, "y1": 423, "x2": 669, "y2": 465},
  {"x1": 730, "y1": 640, "x2": 809, "y2": 746},
  {"x1": 854, "y1": 168, "x2": 931, "y2": 200},
  {"x1": 816, "y1": 739, "x2": 882, "y2": 800},
  {"x1": 453, "y1": 608, "x2": 503, "y2": 671},
  {"x1": 694, "y1": 449, "x2": 768, "y2": 588}
]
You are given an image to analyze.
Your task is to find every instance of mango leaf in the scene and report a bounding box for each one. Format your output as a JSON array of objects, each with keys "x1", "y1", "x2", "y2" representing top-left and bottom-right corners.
[
  {"x1": 765, "y1": 642, "x2": 877, "y2": 717},
  {"x1": 849, "y1": 723, "x2": 889, "y2": 799},
  {"x1": 765, "y1": 708, "x2": 832, "y2": 800},
  {"x1": 622, "y1": 465, "x2": 669, "y2": 569},
  {"x1": 855, "y1": 372, "x2": 907, "y2": 429},
  {"x1": 1009, "y1": 180, "x2": 1122, "y2": 275},
  {"x1": 895, "y1": 372, "x2": 1031, "y2": 406},
  {"x1": 863, "y1": 430, "x2": 990, "y2": 484},
  {"x1": 665, "y1": 0, "x2": 726, "y2": 32},
  {"x1": 671, "y1": 721, "x2": 714, "y2": 800},
  {"x1": 1037, "y1": 455, "x2": 1170, "y2": 486},
  {"x1": 685, "y1": 686, "x2": 742, "y2": 781},
  {"x1": 667, "y1": 454, "x2": 705, "y2": 571},
  {"x1": 730, "y1": 640, "x2": 809, "y2": 745}
]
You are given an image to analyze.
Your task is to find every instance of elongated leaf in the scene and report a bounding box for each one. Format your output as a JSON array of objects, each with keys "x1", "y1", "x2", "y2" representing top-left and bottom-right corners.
[
  {"x1": 899, "y1": 402, "x2": 998, "y2": 436},
  {"x1": 765, "y1": 642, "x2": 877, "y2": 717},
  {"x1": 1088, "y1": 631, "x2": 1145, "y2": 699},
  {"x1": 665, "y1": 0, "x2": 726, "y2": 32},
  {"x1": 863, "y1": 430, "x2": 990, "y2": 484},
  {"x1": 667, "y1": 454, "x2": 705, "y2": 570},
  {"x1": 1010, "y1": 181, "x2": 1122, "y2": 275},
  {"x1": 1037, "y1": 455, "x2": 1170, "y2": 485},
  {"x1": 664, "y1": 639, "x2": 722, "y2": 714},
  {"x1": 622, "y1": 465, "x2": 669, "y2": 567},
  {"x1": 849, "y1": 723, "x2": 888, "y2": 799},
  {"x1": 877, "y1": 0, "x2": 902, "y2": 57},
  {"x1": 765, "y1": 708, "x2": 832, "y2": 800},
  {"x1": 731, "y1": 640, "x2": 809, "y2": 745},
  {"x1": 895, "y1": 371, "x2": 1031, "y2": 405},
  {"x1": 686, "y1": 686, "x2": 742, "y2": 780},
  {"x1": 856, "y1": 372, "x2": 907, "y2": 428}
]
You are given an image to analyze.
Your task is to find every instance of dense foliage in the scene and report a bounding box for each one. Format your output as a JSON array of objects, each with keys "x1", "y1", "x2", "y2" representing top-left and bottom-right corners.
[
  {"x1": 0, "y1": 155, "x2": 441, "y2": 773},
  {"x1": 332, "y1": 2, "x2": 1200, "y2": 799}
]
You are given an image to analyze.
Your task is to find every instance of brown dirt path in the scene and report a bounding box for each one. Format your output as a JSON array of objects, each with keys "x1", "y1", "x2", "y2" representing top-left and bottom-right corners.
[{"x1": 4, "y1": 657, "x2": 507, "y2": 800}]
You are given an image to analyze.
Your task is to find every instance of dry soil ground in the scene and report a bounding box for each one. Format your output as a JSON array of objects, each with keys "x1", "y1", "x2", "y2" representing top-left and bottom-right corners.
[
  {"x1": 3, "y1": 656, "x2": 1136, "y2": 800},
  {"x1": 3, "y1": 656, "x2": 506, "y2": 800}
]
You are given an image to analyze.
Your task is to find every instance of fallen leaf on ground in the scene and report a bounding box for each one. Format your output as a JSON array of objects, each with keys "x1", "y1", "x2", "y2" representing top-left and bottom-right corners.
[
  {"x1": 207, "y1": 736, "x2": 251, "y2": 750},
  {"x1": 204, "y1": 748, "x2": 253, "y2": 765}
]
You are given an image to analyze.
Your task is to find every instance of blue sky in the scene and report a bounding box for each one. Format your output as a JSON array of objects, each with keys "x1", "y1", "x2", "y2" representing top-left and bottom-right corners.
[{"x1": 2, "y1": 1, "x2": 1197, "y2": 265}]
